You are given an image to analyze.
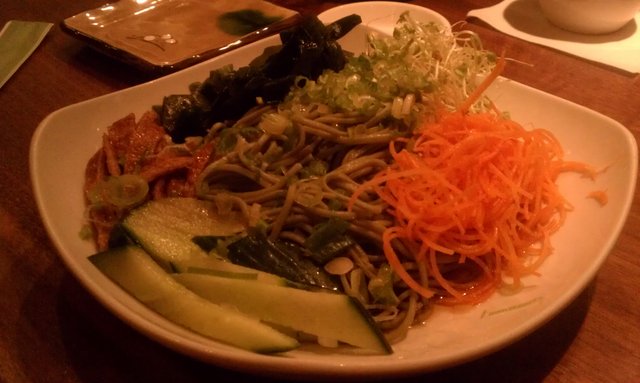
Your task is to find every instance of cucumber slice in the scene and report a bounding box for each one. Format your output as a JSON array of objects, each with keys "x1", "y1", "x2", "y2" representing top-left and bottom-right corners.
[
  {"x1": 121, "y1": 198, "x2": 246, "y2": 268},
  {"x1": 173, "y1": 273, "x2": 393, "y2": 354},
  {"x1": 90, "y1": 246, "x2": 299, "y2": 353},
  {"x1": 183, "y1": 256, "x2": 288, "y2": 285}
]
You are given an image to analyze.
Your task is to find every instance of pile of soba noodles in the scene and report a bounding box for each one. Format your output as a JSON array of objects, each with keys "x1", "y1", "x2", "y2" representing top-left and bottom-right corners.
[{"x1": 85, "y1": 13, "x2": 500, "y2": 344}]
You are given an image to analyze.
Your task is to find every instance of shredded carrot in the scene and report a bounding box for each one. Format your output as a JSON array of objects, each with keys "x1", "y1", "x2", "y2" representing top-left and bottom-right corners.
[
  {"x1": 587, "y1": 190, "x2": 608, "y2": 206},
  {"x1": 350, "y1": 111, "x2": 596, "y2": 305}
]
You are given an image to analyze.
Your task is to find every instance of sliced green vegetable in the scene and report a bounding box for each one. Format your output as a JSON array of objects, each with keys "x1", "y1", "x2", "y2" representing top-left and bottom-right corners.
[
  {"x1": 304, "y1": 218, "x2": 355, "y2": 264},
  {"x1": 368, "y1": 263, "x2": 400, "y2": 306},
  {"x1": 226, "y1": 231, "x2": 340, "y2": 290},
  {"x1": 174, "y1": 272, "x2": 392, "y2": 354},
  {"x1": 88, "y1": 175, "x2": 149, "y2": 209},
  {"x1": 90, "y1": 246, "x2": 299, "y2": 353},
  {"x1": 179, "y1": 255, "x2": 288, "y2": 285},
  {"x1": 258, "y1": 112, "x2": 292, "y2": 135},
  {"x1": 121, "y1": 198, "x2": 247, "y2": 268},
  {"x1": 107, "y1": 174, "x2": 149, "y2": 208}
]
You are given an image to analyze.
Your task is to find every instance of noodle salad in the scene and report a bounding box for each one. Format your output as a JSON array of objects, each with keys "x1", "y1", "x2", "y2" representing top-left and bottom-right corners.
[{"x1": 83, "y1": 13, "x2": 595, "y2": 349}]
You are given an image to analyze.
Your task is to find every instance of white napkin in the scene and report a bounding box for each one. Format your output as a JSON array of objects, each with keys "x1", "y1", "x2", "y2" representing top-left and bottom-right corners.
[
  {"x1": 0, "y1": 21, "x2": 52, "y2": 89},
  {"x1": 467, "y1": 0, "x2": 640, "y2": 73}
]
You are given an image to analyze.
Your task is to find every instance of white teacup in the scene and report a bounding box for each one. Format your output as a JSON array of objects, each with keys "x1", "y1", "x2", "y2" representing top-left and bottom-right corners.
[{"x1": 538, "y1": 0, "x2": 640, "y2": 34}]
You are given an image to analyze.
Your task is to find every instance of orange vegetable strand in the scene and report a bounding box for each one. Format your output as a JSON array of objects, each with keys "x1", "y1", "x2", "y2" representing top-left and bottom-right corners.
[{"x1": 350, "y1": 111, "x2": 596, "y2": 305}]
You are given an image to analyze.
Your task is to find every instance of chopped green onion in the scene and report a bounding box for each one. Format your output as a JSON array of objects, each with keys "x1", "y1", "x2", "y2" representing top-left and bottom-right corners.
[
  {"x1": 216, "y1": 129, "x2": 238, "y2": 153},
  {"x1": 299, "y1": 159, "x2": 328, "y2": 179},
  {"x1": 78, "y1": 224, "x2": 93, "y2": 240},
  {"x1": 238, "y1": 125, "x2": 263, "y2": 142},
  {"x1": 259, "y1": 112, "x2": 292, "y2": 135},
  {"x1": 284, "y1": 12, "x2": 496, "y2": 115},
  {"x1": 305, "y1": 218, "x2": 354, "y2": 264},
  {"x1": 103, "y1": 174, "x2": 149, "y2": 208},
  {"x1": 368, "y1": 263, "x2": 400, "y2": 306}
]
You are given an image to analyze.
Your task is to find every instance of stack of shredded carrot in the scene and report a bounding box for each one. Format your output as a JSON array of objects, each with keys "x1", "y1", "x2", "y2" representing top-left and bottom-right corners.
[{"x1": 351, "y1": 110, "x2": 597, "y2": 305}]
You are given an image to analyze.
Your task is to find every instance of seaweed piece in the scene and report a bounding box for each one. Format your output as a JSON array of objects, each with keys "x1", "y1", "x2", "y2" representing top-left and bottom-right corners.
[
  {"x1": 226, "y1": 231, "x2": 340, "y2": 291},
  {"x1": 160, "y1": 94, "x2": 208, "y2": 141},
  {"x1": 191, "y1": 235, "x2": 220, "y2": 253},
  {"x1": 107, "y1": 223, "x2": 133, "y2": 249},
  {"x1": 325, "y1": 13, "x2": 362, "y2": 40},
  {"x1": 158, "y1": 14, "x2": 362, "y2": 142}
]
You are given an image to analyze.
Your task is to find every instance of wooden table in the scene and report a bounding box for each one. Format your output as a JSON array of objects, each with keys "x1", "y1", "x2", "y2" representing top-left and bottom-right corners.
[{"x1": 2, "y1": 1, "x2": 639, "y2": 382}]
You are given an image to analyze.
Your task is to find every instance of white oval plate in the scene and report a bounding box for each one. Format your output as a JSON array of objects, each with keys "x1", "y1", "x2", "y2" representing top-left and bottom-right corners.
[{"x1": 30, "y1": 2, "x2": 637, "y2": 379}]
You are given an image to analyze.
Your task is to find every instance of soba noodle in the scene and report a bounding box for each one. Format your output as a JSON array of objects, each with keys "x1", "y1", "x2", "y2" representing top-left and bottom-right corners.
[{"x1": 84, "y1": 13, "x2": 500, "y2": 343}]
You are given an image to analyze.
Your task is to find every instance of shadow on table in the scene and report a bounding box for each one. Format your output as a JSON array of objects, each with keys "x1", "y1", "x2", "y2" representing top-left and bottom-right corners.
[
  {"x1": 501, "y1": 0, "x2": 637, "y2": 43},
  {"x1": 53, "y1": 272, "x2": 282, "y2": 383},
  {"x1": 63, "y1": 42, "x2": 160, "y2": 87},
  {"x1": 43, "y1": 270, "x2": 593, "y2": 383}
]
